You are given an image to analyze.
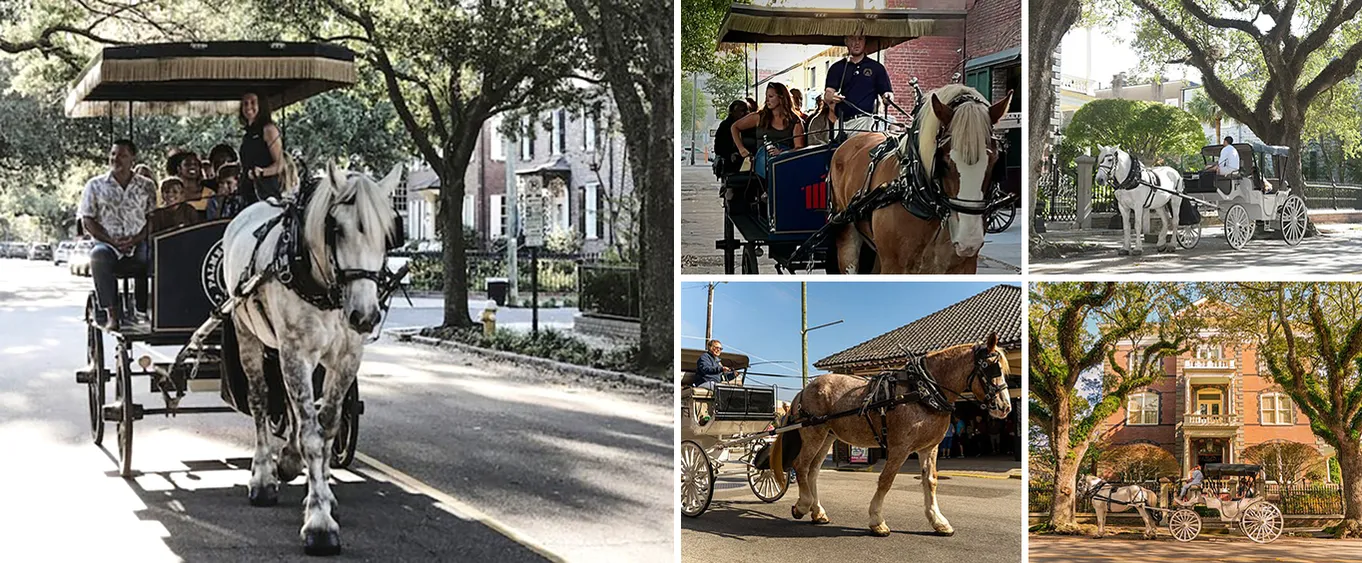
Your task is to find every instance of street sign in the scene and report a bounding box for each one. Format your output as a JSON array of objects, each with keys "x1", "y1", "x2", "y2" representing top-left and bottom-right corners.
[{"x1": 521, "y1": 176, "x2": 546, "y2": 247}]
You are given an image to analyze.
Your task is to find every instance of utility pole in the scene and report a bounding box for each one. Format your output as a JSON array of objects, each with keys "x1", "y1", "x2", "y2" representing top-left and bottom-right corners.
[
  {"x1": 706, "y1": 281, "x2": 716, "y2": 342},
  {"x1": 505, "y1": 133, "x2": 519, "y2": 303},
  {"x1": 801, "y1": 281, "x2": 843, "y2": 388},
  {"x1": 690, "y1": 72, "x2": 698, "y2": 166}
]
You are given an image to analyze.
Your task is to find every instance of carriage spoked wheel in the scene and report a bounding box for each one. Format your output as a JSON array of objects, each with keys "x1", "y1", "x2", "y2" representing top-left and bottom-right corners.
[
  {"x1": 1240, "y1": 502, "x2": 1284, "y2": 543},
  {"x1": 740, "y1": 244, "x2": 759, "y2": 275},
  {"x1": 746, "y1": 441, "x2": 789, "y2": 503},
  {"x1": 1168, "y1": 508, "x2": 1201, "y2": 542},
  {"x1": 1223, "y1": 204, "x2": 1254, "y2": 250},
  {"x1": 680, "y1": 440, "x2": 714, "y2": 518},
  {"x1": 1278, "y1": 194, "x2": 1308, "y2": 246},
  {"x1": 85, "y1": 294, "x2": 106, "y2": 445},
  {"x1": 984, "y1": 183, "x2": 1015, "y2": 234},
  {"x1": 1176, "y1": 220, "x2": 1201, "y2": 249},
  {"x1": 115, "y1": 339, "x2": 136, "y2": 478},
  {"x1": 330, "y1": 380, "x2": 360, "y2": 469}
]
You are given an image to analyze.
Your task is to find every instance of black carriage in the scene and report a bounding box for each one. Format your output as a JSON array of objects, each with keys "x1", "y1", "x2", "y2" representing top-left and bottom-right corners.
[
  {"x1": 710, "y1": 5, "x2": 1014, "y2": 274},
  {"x1": 69, "y1": 42, "x2": 366, "y2": 477}
]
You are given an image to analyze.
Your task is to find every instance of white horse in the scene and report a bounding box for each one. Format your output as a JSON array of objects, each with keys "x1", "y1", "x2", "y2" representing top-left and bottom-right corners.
[
  {"x1": 1094, "y1": 146, "x2": 1184, "y2": 256},
  {"x1": 1079, "y1": 475, "x2": 1158, "y2": 539},
  {"x1": 223, "y1": 162, "x2": 400, "y2": 555}
]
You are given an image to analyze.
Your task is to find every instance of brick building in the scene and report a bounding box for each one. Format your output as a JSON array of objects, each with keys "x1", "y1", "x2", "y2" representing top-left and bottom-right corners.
[
  {"x1": 1099, "y1": 337, "x2": 1336, "y2": 480},
  {"x1": 399, "y1": 103, "x2": 635, "y2": 255}
]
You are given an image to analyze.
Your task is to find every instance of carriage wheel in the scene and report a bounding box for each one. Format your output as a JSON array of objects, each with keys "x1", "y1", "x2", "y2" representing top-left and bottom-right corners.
[
  {"x1": 1240, "y1": 502, "x2": 1284, "y2": 543},
  {"x1": 746, "y1": 442, "x2": 789, "y2": 503},
  {"x1": 1168, "y1": 508, "x2": 1201, "y2": 542},
  {"x1": 115, "y1": 339, "x2": 135, "y2": 478},
  {"x1": 681, "y1": 440, "x2": 714, "y2": 518},
  {"x1": 1176, "y1": 220, "x2": 1201, "y2": 249},
  {"x1": 984, "y1": 183, "x2": 1015, "y2": 234},
  {"x1": 1223, "y1": 204, "x2": 1253, "y2": 250},
  {"x1": 1279, "y1": 194, "x2": 1308, "y2": 246},
  {"x1": 723, "y1": 209, "x2": 737, "y2": 275},
  {"x1": 85, "y1": 294, "x2": 106, "y2": 445},
  {"x1": 740, "y1": 244, "x2": 759, "y2": 275},
  {"x1": 330, "y1": 380, "x2": 360, "y2": 469}
]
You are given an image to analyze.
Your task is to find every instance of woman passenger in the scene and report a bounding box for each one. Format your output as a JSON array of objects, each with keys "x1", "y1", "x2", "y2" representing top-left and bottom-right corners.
[
  {"x1": 239, "y1": 93, "x2": 286, "y2": 204},
  {"x1": 165, "y1": 150, "x2": 215, "y2": 213},
  {"x1": 730, "y1": 82, "x2": 805, "y2": 178}
]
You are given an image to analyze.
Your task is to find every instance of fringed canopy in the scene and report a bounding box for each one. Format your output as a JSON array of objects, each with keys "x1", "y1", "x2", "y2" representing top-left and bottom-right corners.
[
  {"x1": 716, "y1": 4, "x2": 964, "y2": 53},
  {"x1": 65, "y1": 42, "x2": 356, "y2": 118}
]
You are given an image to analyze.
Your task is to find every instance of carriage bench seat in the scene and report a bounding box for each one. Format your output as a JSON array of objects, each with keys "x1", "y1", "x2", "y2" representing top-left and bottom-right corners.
[{"x1": 683, "y1": 386, "x2": 714, "y2": 399}]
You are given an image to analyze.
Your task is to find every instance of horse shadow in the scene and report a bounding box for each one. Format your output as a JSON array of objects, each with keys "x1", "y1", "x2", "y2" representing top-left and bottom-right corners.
[
  {"x1": 685, "y1": 499, "x2": 948, "y2": 539},
  {"x1": 109, "y1": 457, "x2": 555, "y2": 561}
]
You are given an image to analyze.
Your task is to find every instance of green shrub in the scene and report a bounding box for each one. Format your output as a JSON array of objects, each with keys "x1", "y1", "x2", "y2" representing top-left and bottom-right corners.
[{"x1": 419, "y1": 326, "x2": 637, "y2": 373}]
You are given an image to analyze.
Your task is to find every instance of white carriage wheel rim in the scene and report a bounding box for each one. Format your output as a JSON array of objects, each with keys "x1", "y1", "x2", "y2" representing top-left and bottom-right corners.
[
  {"x1": 1178, "y1": 222, "x2": 1200, "y2": 248},
  {"x1": 1226, "y1": 205, "x2": 1251, "y2": 249},
  {"x1": 1282, "y1": 196, "x2": 1307, "y2": 244},
  {"x1": 1242, "y1": 503, "x2": 1283, "y2": 543},
  {"x1": 748, "y1": 465, "x2": 782, "y2": 500},
  {"x1": 1169, "y1": 509, "x2": 1200, "y2": 542},
  {"x1": 681, "y1": 442, "x2": 711, "y2": 515}
]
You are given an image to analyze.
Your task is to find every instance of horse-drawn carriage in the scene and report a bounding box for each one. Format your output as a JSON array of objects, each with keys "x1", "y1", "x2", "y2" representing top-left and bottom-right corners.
[
  {"x1": 678, "y1": 348, "x2": 790, "y2": 517},
  {"x1": 68, "y1": 41, "x2": 405, "y2": 555},
  {"x1": 1176, "y1": 142, "x2": 1309, "y2": 250},
  {"x1": 710, "y1": 4, "x2": 1014, "y2": 274},
  {"x1": 1166, "y1": 463, "x2": 1284, "y2": 543}
]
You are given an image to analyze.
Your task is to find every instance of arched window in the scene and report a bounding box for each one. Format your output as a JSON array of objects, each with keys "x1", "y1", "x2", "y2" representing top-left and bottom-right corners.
[
  {"x1": 1260, "y1": 392, "x2": 1293, "y2": 425},
  {"x1": 1127, "y1": 392, "x2": 1159, "y2": 426}
]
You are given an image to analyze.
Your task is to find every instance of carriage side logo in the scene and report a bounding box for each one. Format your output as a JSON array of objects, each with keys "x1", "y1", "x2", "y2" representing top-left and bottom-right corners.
[{"x1": 202, "y1": 239, "x2": 227, "y2": 306}]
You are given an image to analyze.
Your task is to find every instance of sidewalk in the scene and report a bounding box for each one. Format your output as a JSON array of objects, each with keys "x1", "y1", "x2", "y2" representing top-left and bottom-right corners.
[
  {"x1": 825, "y1": 455, "x2": 1021, "y2": 479},
  {"x1": 980, "y1": 220, "x2": 1022, "y2": 273}
]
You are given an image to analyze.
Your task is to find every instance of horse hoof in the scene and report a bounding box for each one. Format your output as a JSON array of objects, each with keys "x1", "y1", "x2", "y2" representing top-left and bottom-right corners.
[
  {"x1": 303, "y1": 530, "x2": 342, "y2": 556},
  {"x1": 934, "y1": 527, "x2": 955, "y2": 537},
  {"x1": 248, "y1": 484, "x2": 279, "y2": 507},
  {"x1": 870, "y1": 523, "x2": 891, "y2": 537},
  {"x1": 791, "y1": 506, "x2": 806, "y2": 520},
  {"x1": 812, "y1": 513, "x2": 830, "y2": 525}
]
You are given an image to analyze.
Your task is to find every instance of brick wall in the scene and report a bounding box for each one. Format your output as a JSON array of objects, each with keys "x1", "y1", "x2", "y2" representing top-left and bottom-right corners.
[{"x1": 964, "y1": 0, "x2": 1020, "y2": 60}]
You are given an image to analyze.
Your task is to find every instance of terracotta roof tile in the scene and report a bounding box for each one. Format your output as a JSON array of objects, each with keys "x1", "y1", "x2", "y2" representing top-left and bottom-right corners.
[{"x1": 813, "y1": 284, "x2": 1021, "y2": 372}]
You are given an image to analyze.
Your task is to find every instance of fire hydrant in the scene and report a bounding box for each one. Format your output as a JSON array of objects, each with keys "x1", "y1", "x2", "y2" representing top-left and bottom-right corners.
[{"x1": 481, "y1": 299, "x2": 498, "y2": 336}]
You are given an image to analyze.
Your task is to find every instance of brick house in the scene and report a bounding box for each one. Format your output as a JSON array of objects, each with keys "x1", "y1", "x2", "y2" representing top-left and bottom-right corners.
[
  {"x1": 399, "y1": 103, "x2": 635, "y2": 255},
  {"x1": 1099, "y1": 337, "x2": 1336, "y2": 481}
]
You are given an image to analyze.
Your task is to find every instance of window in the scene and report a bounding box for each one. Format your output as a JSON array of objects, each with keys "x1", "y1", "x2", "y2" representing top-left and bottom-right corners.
[
  {"x1": 489, "y1": 116, "x2": 505, "y2": 161},
  {"x1": 520, "y1": 116, "x2": 535, "y2": 161},
  {"x1": 1127, "y1": 392, "x2": 1159, "y2": 425},
  {"x1": 966, "y1": 68, "x2": 992, "y2": 102},
  {"x1": 584, "y1": 182, "x2": 599, "y2": 240},
  {"x1": 556, "y1": 191, "x2": 569, "y2": 231},
  {"x1": 552, "y1": 110, "x2": 565, "y2": 154},
  {"x1": 582, "y1": 109, "x2": 596, "y2": 151},
  {"x1": 1196, "y1": 388, "x2": 1223, "y2": 416},
  {"x1": 1261, "y1": 393, "x2": 1293, "y2": 425},
  {"x1": 391, "y1": 167, "x2": 408, "y2": 213},
  {"x1": 1195, "y1": 346, "x2": 1224, "y2": 360},
  {"x1": 462, "y1": 194, "x2": 475, "y2": 229},
  {"x1": 490, "y1": 195, "x2": 505, "y2": 237}
]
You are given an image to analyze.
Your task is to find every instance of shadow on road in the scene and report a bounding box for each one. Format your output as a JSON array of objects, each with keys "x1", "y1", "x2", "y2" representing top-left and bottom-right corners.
[
  {"x1": 685, "y1": 498, "x2": 957, "y2": 539},
  {"x1": 113, "y1": 457, "x2": 554, "y2": 561}
]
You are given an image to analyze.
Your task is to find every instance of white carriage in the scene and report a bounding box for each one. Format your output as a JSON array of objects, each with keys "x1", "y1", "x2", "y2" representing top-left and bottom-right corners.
[
  {"x1": 1164, "y1": 463, "x2": 1284, "y2": 543},
  {"x1": 678, "y1": 348, "x2": 791, "y2": 517},
  {"x1": 1175, "y1": 142, "x2": 1309, "y2": 250}
]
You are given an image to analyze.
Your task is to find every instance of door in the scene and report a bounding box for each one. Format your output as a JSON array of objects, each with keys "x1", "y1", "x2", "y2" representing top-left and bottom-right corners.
[{"x1": 1196, "y1": 388, "x2": 1223, "y2": 416}]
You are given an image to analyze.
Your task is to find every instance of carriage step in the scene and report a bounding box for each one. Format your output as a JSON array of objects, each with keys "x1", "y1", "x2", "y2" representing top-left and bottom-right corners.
[{"x1": 102, "y1": 403, "x2": 145, "y2": 422}]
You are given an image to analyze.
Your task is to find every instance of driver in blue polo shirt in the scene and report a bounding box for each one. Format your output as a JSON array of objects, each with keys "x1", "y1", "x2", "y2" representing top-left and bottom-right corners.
[{"x1": 824, "y1": 33, "x2": 894, "y2": 139}]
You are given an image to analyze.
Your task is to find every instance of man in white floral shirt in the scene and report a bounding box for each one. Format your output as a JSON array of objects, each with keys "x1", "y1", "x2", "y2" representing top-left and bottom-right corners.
[{"x1": 77, "y1": 139, "x2": 156, "y2": 330}]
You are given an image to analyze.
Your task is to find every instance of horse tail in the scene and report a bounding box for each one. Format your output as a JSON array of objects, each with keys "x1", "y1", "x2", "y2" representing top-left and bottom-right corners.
[{"x1": 771, "y1": 392, "x2": 806, "y2": 479}]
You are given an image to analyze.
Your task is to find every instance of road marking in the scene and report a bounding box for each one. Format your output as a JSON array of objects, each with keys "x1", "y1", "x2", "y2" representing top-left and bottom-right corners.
[{"x1": 353, "y1": 452, "x2": 566, "y2": 563}]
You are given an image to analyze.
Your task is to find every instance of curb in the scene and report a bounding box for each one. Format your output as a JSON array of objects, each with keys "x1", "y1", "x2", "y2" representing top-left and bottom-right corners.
[
  {"x1": 395, "y1": 332, "x2": 669, "y2": 391},
  {"x1": 937, "y1": 470, "x2": 1020, "y2": 480}
]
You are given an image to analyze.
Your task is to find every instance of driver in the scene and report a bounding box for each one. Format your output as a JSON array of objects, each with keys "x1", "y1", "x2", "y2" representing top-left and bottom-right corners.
[
  {"x1": 1205, "y1": 136, "x2": 1239, "y2": 177},
  {"x1": 1179, "y1": 464, "x2": 1204, "y2": 501},
  {"x1": 694, "y1": 339, "x2": 733, "y2": 390},
  {"x1": 823, "y1": 32, "x2": 894, "y2": 139}
]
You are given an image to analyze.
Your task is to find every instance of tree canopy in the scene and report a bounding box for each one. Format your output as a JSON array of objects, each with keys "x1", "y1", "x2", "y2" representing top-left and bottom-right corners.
[{"x1": 1062, "y1": 98, "x2": 1207, "y2": 166}]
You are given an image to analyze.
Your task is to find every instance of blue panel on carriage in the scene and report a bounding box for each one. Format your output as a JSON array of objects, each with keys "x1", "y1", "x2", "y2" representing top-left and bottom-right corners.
[
  {"x1": 767, "y1": 144, "x2": 833, "y2": 235},
  {"x1": 152, "y1": 219, "x2": 231, "y2": 332}
]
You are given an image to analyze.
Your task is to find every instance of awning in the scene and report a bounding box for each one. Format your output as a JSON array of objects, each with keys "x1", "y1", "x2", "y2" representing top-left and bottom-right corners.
[
  {"x1": 717, "y1": 4, "x2": 964, "y2": 54},
  {"x1": 65, "y1": 41, "x2": 356, "y2": 118},
  {"x1": 965, "y1": 47, "x2": 1021, "y2": 71},
  {"x1": 514, "y1": 156, "x2": 573, "y2": 175}
]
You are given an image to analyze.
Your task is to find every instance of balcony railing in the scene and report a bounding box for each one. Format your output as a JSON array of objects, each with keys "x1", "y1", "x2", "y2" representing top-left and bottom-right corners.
[
  {"x1": 1184, "y1": 359, "x2": 1236, "y2": 370},
  {"x1": 1183, "y1": 413, "x2": 1241, "y2": 426}
]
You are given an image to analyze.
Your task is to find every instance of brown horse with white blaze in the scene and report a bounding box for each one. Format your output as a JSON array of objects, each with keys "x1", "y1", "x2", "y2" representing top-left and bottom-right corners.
[
  {"x1": 827, "y1": 84, "x2": 1012, "y2": 273},
  {"x1": 775, "y1": 333, "x2": 1011, "y2": 536}
]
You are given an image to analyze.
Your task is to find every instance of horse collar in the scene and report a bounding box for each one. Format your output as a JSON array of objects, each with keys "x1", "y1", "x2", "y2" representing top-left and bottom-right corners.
[{"x1": 1116, "y1": 155, "x2": 1144, "y2": 191}]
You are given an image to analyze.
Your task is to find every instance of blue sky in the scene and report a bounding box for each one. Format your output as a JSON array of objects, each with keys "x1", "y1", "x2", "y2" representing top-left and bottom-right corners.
[{"x1": 680, "y1": 281, "x2": 1019, "y2": 400}]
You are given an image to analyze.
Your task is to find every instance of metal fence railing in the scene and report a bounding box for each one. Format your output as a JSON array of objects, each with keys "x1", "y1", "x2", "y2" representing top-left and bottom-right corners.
[
  {"x1": 396, "y1": 250, "x2": 608, "y2": 295},
  {"x1": 1029, "y1": 481, "x2": 1344, "y2": 515},
  {"x1": 1301, "y1": 182, "x2": 1362, "y2": 210}
]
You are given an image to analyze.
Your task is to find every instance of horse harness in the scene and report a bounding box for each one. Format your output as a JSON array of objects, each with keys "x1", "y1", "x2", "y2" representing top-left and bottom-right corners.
[
  {"x1": 1098, "y1": 151, "x2": 1167, "y2": 209},
  {"x1": 797, "y1": 344, "x2": 1008, "y2": 450},
  {"x1": 1083, "y1": 478, "x2": 1151, "y2": 512}
]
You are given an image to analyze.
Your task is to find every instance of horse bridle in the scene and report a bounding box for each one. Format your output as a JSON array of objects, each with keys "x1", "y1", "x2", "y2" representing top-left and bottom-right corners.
[
  {"x1": 912, "y1": 94, "x2": 1011, "y2": 219},
  {"x1": 965, "y1": 345, "x2": 1010, "y2": 414},
  {"x1": 322, "y1": 194, "x2": 404, "y2": 288}
]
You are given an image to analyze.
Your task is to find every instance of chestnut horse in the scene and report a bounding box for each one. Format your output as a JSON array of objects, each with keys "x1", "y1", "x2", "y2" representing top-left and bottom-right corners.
[
  {"x1": 827, "y1": 84, "x2": 1012, "y2": 273},
  {"x1": 774, "y1": 333, "x2": 1012, "y2": 536}
]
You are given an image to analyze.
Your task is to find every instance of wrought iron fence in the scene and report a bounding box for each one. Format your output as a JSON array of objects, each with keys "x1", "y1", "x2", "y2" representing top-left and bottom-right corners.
[
  {"x1": 1029, "y1": 481, "x2": 1344, "y2": 515},
  {"x1": 398, "y1": 250, "x2": 606, "y2": 295},
  {"x1": 1037, "y1": 165, "x2": 1079, "y2": 223},
  {"x1": 1301, "y1": 182, "x2": 1362, "y2": 210}
]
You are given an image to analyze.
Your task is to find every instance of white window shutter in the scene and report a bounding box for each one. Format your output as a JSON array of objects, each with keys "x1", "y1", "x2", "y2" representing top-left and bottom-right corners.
[
  {"x1": 585, "y1": 183, "x2": 599, "y2": 240},
  {"x1": 490, "y1": 195, "x2": 503, "y2": 237}
]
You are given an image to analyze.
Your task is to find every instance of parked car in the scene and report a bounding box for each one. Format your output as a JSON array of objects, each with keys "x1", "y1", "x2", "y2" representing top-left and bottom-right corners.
[
  {"x1": 53, "y1": 240, "x2": 76, "y2": 265},
  {"x1": 69, "y1": 240, "x2": 96, "y2": 276},
  {"x1": 28, "y1": 243, "x2": 52, "y2": 261},
  {"x1": 1, "y1": 242, "x2": 25, "y2": 258}
]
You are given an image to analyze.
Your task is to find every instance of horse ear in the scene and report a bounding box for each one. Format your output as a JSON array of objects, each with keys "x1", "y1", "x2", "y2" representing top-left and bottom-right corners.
[
  {"x1": 931, "y1": 93, "x2": 953, "y2": 123},
  {"x1": 987, "y1": 331, "x2": 998, "y2": 351},
  {"x1": 327, "y1": 162, "x2": 346, "y2": 194},
  {"x1": 989, "y1": 91, "x2": 1012, "y2": 124},
  {"x1": 377, "y1": 164, "x2": 403, "y2": 197}
]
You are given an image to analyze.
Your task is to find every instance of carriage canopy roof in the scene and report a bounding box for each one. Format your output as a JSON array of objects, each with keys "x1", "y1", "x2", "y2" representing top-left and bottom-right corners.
[
  {"x1": 716, "y1": 4, "x2": 963, "y2": 53},
  {"x1": 65, "y1": 41, "x2": 356, "y2": 118},
  {"x1": 1200, "y1": 142, "x2": 1290, "y2": 158},
  {"x1": 1204, "y1": 463, "x2": 1263, "y2": 477}
]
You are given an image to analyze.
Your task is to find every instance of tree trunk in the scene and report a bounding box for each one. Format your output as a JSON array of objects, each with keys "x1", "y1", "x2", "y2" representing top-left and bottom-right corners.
[
  {"x1": 1026, "y1": 0, "x2": 1081, "y2": 248},
  {"x1": 1051, "y1": 452, "x2": 1082, "y2": 528},
  {"x1": 436, "y1": 148, "x2": 476, "y2": 328},
  {"x1": 1336, "y1": 438, "x2": 1362, "y2": 536}
]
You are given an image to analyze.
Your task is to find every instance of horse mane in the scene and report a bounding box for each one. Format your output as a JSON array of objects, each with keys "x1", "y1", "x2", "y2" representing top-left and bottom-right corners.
[
  {"x1": 914, "y1": 84, "x2": 992, "y2": 177},
  {"x1": 303, "y1": 165, "x2": 396, "y2": 285}
]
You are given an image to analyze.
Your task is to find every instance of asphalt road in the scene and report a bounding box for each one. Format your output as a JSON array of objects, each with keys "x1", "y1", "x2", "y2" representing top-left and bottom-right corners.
[
  {"x1": 679, "y1": 164, "x2": 1023, "y2": 275},
  {"x1": 1029, "y1": 534, "x2": 1362, "y2": 562},
  {"x1": 681, "y1": 465, "x2": 1022, "y2": 563},
  {"x1": 0, "y1": 258, "x2": 671, "y2": 561},
  {"x1": 1031, "y1": 222, "x2": 1362, "y2": 275}
]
